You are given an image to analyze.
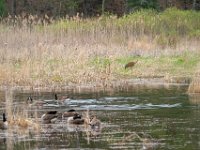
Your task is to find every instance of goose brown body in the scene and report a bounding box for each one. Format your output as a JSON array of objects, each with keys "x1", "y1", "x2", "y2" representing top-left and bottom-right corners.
[
  {"x1": 67, "y1": 113, "x2": 85, "y2": 125},
  {"x1": 27, "y1": 96, "x2": 46, "y2": 107},
  {"x1": 41, "y1": 111, "x2": 61, "y2": 123},
  {"x1": 63, "y1": 109, "x2": 77, "y2": 118}
]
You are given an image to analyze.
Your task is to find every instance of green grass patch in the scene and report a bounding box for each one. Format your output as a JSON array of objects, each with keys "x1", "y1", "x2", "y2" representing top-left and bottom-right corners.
[
  {"x1": 90, "y1": 56, "x2": 111, "y2": 69},
  {"x1": 112, "y1": 52, "x2": 200, "y2": 78},
  {"x1": 48, "y1": 8, "x2": 200, "y2": 38}
]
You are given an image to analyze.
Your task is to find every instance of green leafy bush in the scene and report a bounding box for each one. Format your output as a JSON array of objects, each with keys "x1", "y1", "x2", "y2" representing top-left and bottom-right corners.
[{"x1": 0, "y1": 0, "x2": 6, "y2": 16}]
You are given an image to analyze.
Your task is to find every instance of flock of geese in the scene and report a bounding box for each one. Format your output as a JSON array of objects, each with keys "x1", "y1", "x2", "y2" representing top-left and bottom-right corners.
[
  {"x1": 0, "y1": 94, "x2": 101, "y2": 131},
  {"x1": 41, "y1": 108, "x2": 101, "y2": 128},
  {"x1": 1, "y1": 60, "x2": 139, "y2": 130}
]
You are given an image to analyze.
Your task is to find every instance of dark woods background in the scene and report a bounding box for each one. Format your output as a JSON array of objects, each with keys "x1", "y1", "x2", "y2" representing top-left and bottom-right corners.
[{"x1": 1, "y1": 0, "x2": 200, "y2": 17}]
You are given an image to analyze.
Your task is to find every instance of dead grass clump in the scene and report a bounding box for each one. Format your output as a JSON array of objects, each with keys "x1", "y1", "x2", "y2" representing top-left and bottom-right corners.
[
  {"x1": 164, "y1": 76, "x2": 191, "y2": 84},
  {"x1": 4, "y1": 89, "x2": 41, "y2": 135},
  {"x1": 118, "y1": 132, "x2": 158, "y2": 149},
  {"x1": 9, "y1": 107, "x2": 41, "y2": 130},
  {"x1": 188, "y1": 94, "x2": 200, "y2": 105},
  {"x1": 188, "y1": 66, "x2": 200, "y2": 94},
  {"x1": 15, "y1": 118, "x2": 31, "y2": 128}
]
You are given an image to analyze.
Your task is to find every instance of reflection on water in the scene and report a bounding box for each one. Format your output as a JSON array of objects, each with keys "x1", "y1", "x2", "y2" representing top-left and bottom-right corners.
[{"x1": 0, "y1": 85, "x2": 200, "y2": 149}]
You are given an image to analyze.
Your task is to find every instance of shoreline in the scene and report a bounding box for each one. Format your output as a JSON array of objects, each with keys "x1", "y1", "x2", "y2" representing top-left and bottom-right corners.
[{"x1": 0, "y1": 77, "x2": 190, "y2": 93}]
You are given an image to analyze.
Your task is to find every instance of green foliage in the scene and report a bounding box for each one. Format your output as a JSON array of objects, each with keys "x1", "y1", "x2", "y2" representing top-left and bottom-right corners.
[
  {"x1": 115, "y1": 56, "x2": 139, "y2": 65},
  {"x1": 90, "y1": 56, "x2": 111, "y2": 69},
  {"x1": 12, "y1": 59, "x2": 22, "y2": 69},
  {"x1": 189, "y1": 29, "x2": 200, "y2": 38},
  {"x1": 47, "y1": 8, "x2": 200, "y2": 48},
  {"x1": 65, "y1": 0, "x2": 79, "y2": 10},
  {"x1": 113, "y1": 52, "x2": 200, "y2": 77},
  {"x1": 52, "y1": 8, "x2": 199, "y2": 31},
  {"x1": 51, "y1": 74, "x2": 63, "y2": 83},
  {"x1": 172, "y1": 52, "x2": 200, "y2": 67},
  {"x1": 159, "y1": 8, "x2": 200, "y2": 35},
  {"x1": 0, "y1": 0, "x2": 6, "y2": 16},
  {"x1": 128, "y1": 0, "x2": 159, "y2": 11}
]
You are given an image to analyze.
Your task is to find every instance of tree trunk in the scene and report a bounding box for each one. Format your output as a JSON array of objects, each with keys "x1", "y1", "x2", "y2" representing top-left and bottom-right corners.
[
  {"x1": 10, "y1": 0, "x2": 16, "y2": 16},
  {"x1": 193, "y1": 0, "x2": 197, "y2": 10},
  {"x1": 102, "y1": 0, "x2": 105, "y2": 15}
]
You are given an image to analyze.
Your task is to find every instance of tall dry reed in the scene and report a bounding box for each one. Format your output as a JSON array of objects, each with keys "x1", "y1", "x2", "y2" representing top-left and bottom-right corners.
[{"x1": 0, "y1": 8, "x2": 199, "y2": 87}]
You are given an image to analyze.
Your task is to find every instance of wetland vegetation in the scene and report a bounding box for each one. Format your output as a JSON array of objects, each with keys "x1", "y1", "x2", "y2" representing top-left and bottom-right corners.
[
  {"x1": 0, "y1": 6, "x2": 200, "y2": 150},
  {"x1": 0, "y1": 8, "x2": 200, "y2": 89}
]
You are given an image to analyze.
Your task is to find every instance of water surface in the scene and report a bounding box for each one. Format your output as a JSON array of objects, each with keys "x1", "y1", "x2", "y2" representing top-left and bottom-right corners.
[{"x1": 0, "y1": 85, "x2": 199, "y2": 149}]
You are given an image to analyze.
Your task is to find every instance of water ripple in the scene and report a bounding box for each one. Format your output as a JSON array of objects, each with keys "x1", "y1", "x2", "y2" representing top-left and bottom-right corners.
[{"x1": 80, "y1": 103, "x2": 182, "y2": 110}]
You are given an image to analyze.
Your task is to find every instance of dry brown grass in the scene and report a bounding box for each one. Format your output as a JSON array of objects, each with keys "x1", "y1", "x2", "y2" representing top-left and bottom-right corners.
[
  {"x1": 2, "y1": 88, "x2": 41, "y2": 140},
  {"x1": 0, "y1": 11, "x2": 200, "y2": 88},
  {"x1": 188, "y1": 63, "x2": 200, "y2": 94},
  {"x1": 0, "y1": 25, "x2": 122, "y2": 87}
]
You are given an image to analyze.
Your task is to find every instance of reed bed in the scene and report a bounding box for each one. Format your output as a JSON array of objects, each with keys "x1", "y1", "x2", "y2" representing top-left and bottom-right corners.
[
  {"x1": 188, "y1": 63, "x2": 200, "y2": 94},
  {"x1": 0, "y1": 8, "x2": 200, "y2": 88},
  {"x1": 0, "y1": 88, "x2": 41, "y2": 149}
]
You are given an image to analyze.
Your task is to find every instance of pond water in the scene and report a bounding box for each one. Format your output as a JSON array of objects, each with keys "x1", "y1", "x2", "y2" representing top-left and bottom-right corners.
[{"x1": 0, "y1": 84, "x2": 199, "y2": 149}]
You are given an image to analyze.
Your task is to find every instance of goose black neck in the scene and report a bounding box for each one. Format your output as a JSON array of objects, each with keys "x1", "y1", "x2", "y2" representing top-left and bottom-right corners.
[
  {"x1": 55, "y1": 94, "x2": 58, "y2": 100},
  {"x1": 68, "y1": 109, "x2": 75, "y2": 112},
  {"x1": 3, "y1": 113, "x2": 6, "y2": 122},
  {"x1": 27, "y1": 96, "x2": 33, "y2": 102},
  {"x1": 73, "y1": 114, "x2": 81, "y2": 119}
]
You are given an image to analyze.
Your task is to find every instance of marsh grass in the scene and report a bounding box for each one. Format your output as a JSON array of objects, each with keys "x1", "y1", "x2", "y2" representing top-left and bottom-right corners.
[
  {"x1": 4, "y1": 88, "x2": 41, "y2": 134},
  {"x1": 0, "y1": 90, "x2": 40, "y2": 150},
  {"x1": 188, "y1": 63, "x2": 200, "y2": 94},
  {"x1": 0, "y1": 8, "x2": 200, "y2": 88}
]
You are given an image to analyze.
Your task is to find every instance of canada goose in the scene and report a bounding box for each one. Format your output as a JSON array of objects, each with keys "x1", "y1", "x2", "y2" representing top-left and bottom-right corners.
[
  {"x1": 55, "y1": 93, "x2": 69, "y2": 101},
  {"x1": 41, "y1": 111, "x2": 61, "y2": 124},
  {"x1": 55, "y1": 94, "x2": 58, "y2": 100},
  {"x1": 63, "y1": 109, "x2": 78, "y2": 118},
  {"x1": 41, "y1": 94, "x2": 62, "y2": 107},
  {"x1": 54, "y1": 94, "x2": 71, "y2": 105},
  {"x1": 27, "y1": 96, "x2": 46, "y2": 107},
  {"x1": 43, "y1": 94, "x2": 59, "y2": 103},
  {"x1": 27, "y1": 96, "x2": 33, "y2": 106},
  {"x1": 125, "y1": 60, "x2": 138, "y2": 69},
  {"x1": 67, "y1": 113, "x2": 85, "y2": 125},
  {"x1": 89, "y1": 116, "x2": 101, "y2": 129},
  {"x1": 0, "y1": 113, "x2": 8, "y2": 130}
]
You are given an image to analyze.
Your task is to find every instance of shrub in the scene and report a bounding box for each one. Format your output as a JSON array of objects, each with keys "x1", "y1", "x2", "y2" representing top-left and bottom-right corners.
[{"x1": 0, "y1": 0, "x2": 6, "y2": 17}]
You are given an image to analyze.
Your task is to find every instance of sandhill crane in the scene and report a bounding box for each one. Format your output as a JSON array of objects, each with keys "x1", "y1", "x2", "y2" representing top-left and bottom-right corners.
[{"x1": 125, "y1": 60, "x2": 138, "y2": 69}]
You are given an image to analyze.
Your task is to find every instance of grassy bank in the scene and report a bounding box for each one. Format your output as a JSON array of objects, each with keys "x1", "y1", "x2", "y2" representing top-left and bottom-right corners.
[{"x1": 0, "y1": 8, "x2": 200, "y2": 87}]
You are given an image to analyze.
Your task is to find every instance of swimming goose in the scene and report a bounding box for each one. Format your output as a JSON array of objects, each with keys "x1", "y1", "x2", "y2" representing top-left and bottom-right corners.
[
  {"x1": 27, "y1": 96, "x2": 46, "y2": 107},
  {"x1": 41, "y1": 111, "x2": 61, "y2": 124},
  {"x1": 63, "y1": 109, "x2": 78, "y2": 118},
  {"x1": 55, "y1": 94, "x2": 58, "y2": 100},
  {"x1": 0, "y1": 113, "x2": 8, "y2": 130},
  {"x1": 67, "y1": 113, "x2": 85, "y2": 125},
  {"x1": 54, "y1": 94, "x2": 71, "y2": 105}
]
